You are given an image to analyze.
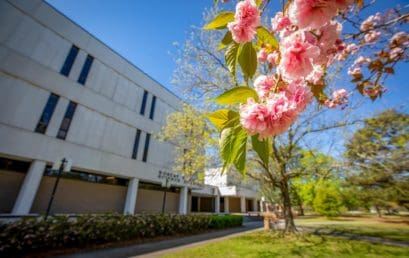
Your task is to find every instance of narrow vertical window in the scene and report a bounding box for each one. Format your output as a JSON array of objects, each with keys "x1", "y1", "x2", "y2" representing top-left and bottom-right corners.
[
  {"x1": 57, "y1": 101, "x2": 77, "y2": 140},
  {"x1": 149, "y1": 95, "x2": 156, "y2": 120},
  {"x1": 60, "y1": 45, "x2": 79, "y2": 76},
  {"x1": 77, "y1": 55, "x2": 94, "y2": 85},
  {"x1": 132, "y1": 129, "x2": 141, "y2": 159},
  {"x1": 140, "y1": 90, "x2": 148, "y2": 115},
  {"x1": 35, "y1": 93, "x2": 59, "y2": 134},
  {"x1": 142, "y1": 133, "x2": 151, "y2": 162}
]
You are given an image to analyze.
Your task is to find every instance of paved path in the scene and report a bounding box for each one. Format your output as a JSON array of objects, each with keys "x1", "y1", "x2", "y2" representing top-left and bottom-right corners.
[{"x1": 54, "y1": 221, "x2": 263, "y2": 258}]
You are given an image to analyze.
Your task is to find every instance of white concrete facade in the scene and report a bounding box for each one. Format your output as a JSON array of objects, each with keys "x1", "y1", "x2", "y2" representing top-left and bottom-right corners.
[{"x1": 0, "y1": 0, "x2": 188, "y2": 215}]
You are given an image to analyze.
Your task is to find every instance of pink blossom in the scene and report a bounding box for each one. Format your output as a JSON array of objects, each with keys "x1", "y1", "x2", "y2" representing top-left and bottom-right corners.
[
  {"x1": 361, "y1": 12, "x2": 382, "y2": 31},
  {"x1": 228, "y1": 0, "x2": 260, "y2": 43},
  {"x1": 228, "y1": 21, "x2": 256, "y2": 43},
  {"x1": 267, "y1": 51, "x2": 280, "y2": 65},
  {"x1": 324, "y1": 99, "x2": 337, "y2": 108},
  {"x1": 389, "y1": 47, "x2": 404, "y2": 60},
  {"x1": 353, "y1": 56, "x2": 371, "y2": 66},
  {"x1": 239, "y1": 98, "x2": 270, "y2": 137},
  {"x1": 271, "y1": 12, "x2": 291, "y2": 33},
  {"x1": 288, "y1": 0, "x2": 337, "y2": 30},
  {"x1": 278, "y1": 32, "x2": 320, "y2": 81},
  {"x1": 254, "y1": 75, "x2": 275, "y2": 98},
  {"x1": 257, "y1": 48, "x2": 268, "y2": 62},
  {"x1": 348, "y1": 67, "x2": 362, "y2": 76},
  {"x1": 390, "y1": 32, "x2": 409, "y2": 46},
  {"x1": 265, "y1": 93, "x2": 299, "y2": 137},
  {"x1": 315, "y1": 21, "x2": 342, "y2": 65},
  {"x1": 364, "y1": 31, "x2": 381, "y2": 43},
  {"x1": 285, "y1": 80, "x2": 313, "y2": 112},
  {"x1": 333, "y1": 89, "x2": 347, "y2": 99},
  {"x1": 346, "y1": 43, "x2": 360, "y2": 54},
  {"x1": 306, "y1": 65, "x2": 325, "y2": 84}
]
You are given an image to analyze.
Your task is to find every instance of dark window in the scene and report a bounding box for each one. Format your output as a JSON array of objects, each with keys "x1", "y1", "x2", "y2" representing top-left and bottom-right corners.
[
  {"x1": 57, "y1": 101, "x2": 77, "y2": 140},
  {"x1": 132, "y1": 129, "x2": 141, "y2": 159},
  {"x1": 140, "y1": 90, "x2": 148, "y2": 115},
  {"x1": 77, "y1": 55, "x2": 94, "y2": 85},
  {"x1": 0, "y1": 157, "x2": 30, "y2": 173},
  {"x1": 60, "y1": 45, "x2": 79, "y2": 76},
  {"x1": 35, "y1": 93, "x2": 59, "y2": 134},
  {"x1": 149, "y1": 95, "x2": 156, "y2": 120},
  {"x1": 142, "y1": 133, "x2": 151, "y2": 162},
  {"x1": 44, "y1": 165, "x2": 127, "y2": 186}
]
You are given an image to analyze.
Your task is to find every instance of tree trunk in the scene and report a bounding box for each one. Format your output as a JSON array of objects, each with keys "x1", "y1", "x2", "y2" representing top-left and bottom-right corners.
[
  {"x1": 375, "y1": 205, "x2": 382, "y2": 218},
  {"x1": 298, "y1": 204, "x2": 304, "y2": 216},
  {"x1": 280, "y1": 179, "x2": 297, "y2": 233}
]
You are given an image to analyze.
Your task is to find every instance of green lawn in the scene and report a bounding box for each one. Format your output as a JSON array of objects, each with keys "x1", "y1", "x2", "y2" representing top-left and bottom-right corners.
[
  {"x1": 295, "y1": 216, "x2": 409, "y2": 242},
  {"x1": 161, "y1": 231, "x2": 409, "y2": 258}
]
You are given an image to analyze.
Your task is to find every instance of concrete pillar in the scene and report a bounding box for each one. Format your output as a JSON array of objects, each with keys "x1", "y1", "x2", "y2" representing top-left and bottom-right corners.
[
  {"x1": 124, "y1": 178, "x2": 139, "y2": 215},
  {"x1": 215, "y1": 195, "x2": 220, "y2": 214},
  {"x1": 179, "y1": 186, "x2": 188, "y2": 214},
  {"x1": 224, "y1": 197, "x2": 229, "y2": 213},
  {"x1": 12, "y1": 160, "x2": 46, "y2": 215},
  {"x1": 260, "y1": 200, "x2": 264, "y2": 212},
  {"x1": 240, "y1": 196, "x2": 246, "y2": 213},
  {"x1": 197, "y1": 197, "x2": 201, "y2": 212}
]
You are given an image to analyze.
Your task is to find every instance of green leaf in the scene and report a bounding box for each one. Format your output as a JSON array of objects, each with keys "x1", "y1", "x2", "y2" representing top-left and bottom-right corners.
[
  {"x1": 310, "y1": 83, "x2": 327, "y2": 103},
  {"x1": 220, "y1": 126, "x2": 248, "y2": 174},
  {"x1": 225, "y1": 42, "x2": 240, "y2": 80},
  {"x1": 205, "y1": 109, "x2": 239, "y2": 131},
  {"x1": 251, "y1": 136, "x2": 270, "y2": 167},
  {"x1": 256, "y1": 26, "x2": 279, "y2": 49},
  {"x1": 218, "y1": 31, "x2": 233, "y2": 50},
  {"x1": 256, "y1": 0, "x2": 263, "y2": 7},
  {"x1": 238, "y1": 42, "x2": 257, "y2": 80},
  {"x1": 203, "y1": 12, "x2": 234, "y2": 30},
  {"x1": 213, "y1": 86, "x2": 259, "y2": 105}
]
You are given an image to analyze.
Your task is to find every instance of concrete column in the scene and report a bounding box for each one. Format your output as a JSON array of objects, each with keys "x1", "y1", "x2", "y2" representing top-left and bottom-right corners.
[
  {"x1": 253, "y1": 198, "x2": 258, "y2": 212},
  {"x1": 240, "y1": 196, "x2": 246, "y2": 213},
  {"x1": 197, "y1": 197, "x2": 201, "y2": 212},
  {"x1": 12, "y1": 160, "x2": 46, "y2": 215},
  {"x1": 224, "y1": 197, "x2": 229, "y2": 213},
  {"x1": 179, "y1": 186, "x2": 188, "y2": 214},
  {"x1": 260, "y1": 200, "x2": 264, "y2": 212},
  {"x1": 215, "y1": 195, "x2": 220, "y2": 214},
  {"x1": 124, "y1": 178, "x2": 139, "y2": 215}
]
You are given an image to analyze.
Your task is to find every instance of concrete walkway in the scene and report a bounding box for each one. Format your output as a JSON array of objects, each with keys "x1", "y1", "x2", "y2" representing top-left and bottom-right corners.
[{"x1": 53, "y1": 221, "x2": 263, "y2": 258}]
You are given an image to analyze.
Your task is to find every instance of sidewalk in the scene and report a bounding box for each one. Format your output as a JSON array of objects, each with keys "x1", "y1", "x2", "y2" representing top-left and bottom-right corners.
[{"x1": 54, "y1": 221, "x2": 263, "y2": 258}]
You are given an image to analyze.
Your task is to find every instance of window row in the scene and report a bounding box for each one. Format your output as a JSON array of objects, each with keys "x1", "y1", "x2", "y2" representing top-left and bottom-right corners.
[
  {"x1": 60, "y1": 45, "x2": 94, "y2": 86},
  {"x1": 60, "y1": 45, "x2": 157, "y2": 120},
  {"x1": 35, "y1": 93, "x2": 151, "y2": 162},
  {"x1": 140, "y1": 90, "x2": 156, "y2": 120}
]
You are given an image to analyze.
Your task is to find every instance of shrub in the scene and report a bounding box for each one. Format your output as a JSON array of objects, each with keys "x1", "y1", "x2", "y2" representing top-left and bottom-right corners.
[
  {"x1": 209, "y1": 215, "x2": 243, "y2": 229},
  {"x1": 0, "y1": 213, "x2": 242, "y2": 256}
]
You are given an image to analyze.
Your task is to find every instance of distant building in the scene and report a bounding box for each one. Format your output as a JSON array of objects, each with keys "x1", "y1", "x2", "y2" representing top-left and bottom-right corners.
[{"x1": 0, "y1": 0, "x2": 260, "y2": 216}]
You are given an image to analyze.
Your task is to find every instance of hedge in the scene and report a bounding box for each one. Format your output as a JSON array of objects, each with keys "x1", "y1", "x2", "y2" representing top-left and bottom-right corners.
[
  {"x1": 0, "y1": 213, "x2": 243, "y2": 256},
  {"x1": 209, "y1": 215, "x2": 243, "y2": 229}
]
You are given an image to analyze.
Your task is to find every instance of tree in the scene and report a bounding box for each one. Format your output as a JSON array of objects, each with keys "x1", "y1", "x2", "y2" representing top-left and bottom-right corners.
[
  {"x1": 202, "y1": 0, "x2": 407, "y2": 233},
  {"x1": 313, "y1": 180, "x2": 346, "y2": 217},
  {"x1": 345, "y1": 109, "x2": 409, "y2": 216},
  {"x1": 158, "y1": 104, "x2": 215, "y2": 184}
]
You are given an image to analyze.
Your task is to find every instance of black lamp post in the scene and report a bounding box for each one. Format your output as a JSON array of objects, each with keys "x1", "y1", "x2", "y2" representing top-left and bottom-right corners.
[
  {"x1": 161, "y1": 178, "x2": 171, "y2": 213},
  {"x1": 45, "y1": 158, "x2": 71, "y2": 219}
]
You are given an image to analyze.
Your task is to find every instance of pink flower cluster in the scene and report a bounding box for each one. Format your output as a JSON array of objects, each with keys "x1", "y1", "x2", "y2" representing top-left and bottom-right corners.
[
  {"x1": 324, "y1": 89, "x2": 348, "y2": 108},
  {"x1": 240, "y1": 79, "x2": 312, "y2": 139},
  {"x1": 227, "y1": 0, "x2": 260, "y2": 43},
  {"x1": 257, "y1": 48, "x2": 279, "y2": 65}
]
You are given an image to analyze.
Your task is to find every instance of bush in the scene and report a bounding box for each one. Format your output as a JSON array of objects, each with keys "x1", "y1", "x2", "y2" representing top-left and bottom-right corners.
[
  {"x1": 209, "y1": 215, "x2": 243, "y2": 229},
  {"x1": 0, "y1": 213, "x2": 242, "y2": 256}
]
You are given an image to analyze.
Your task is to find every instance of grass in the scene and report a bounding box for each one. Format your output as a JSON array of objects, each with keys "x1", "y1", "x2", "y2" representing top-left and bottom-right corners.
[
  {"x1": 295, "y1": 216, "x2": 409, "y2": 242},
  {"x1": 161, "y1": 231, "x2": 409, "y2": 258}
]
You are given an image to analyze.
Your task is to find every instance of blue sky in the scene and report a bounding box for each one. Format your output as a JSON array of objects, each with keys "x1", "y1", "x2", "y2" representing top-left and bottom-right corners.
[{"x1": 47, "y1": 0, "x2": 408, "y2": 116}]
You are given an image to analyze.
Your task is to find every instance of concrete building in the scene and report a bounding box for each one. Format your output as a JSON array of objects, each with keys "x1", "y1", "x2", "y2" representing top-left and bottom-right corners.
[{"x1": 0, "y1": 0, "x2": 260, "y2": 216}]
